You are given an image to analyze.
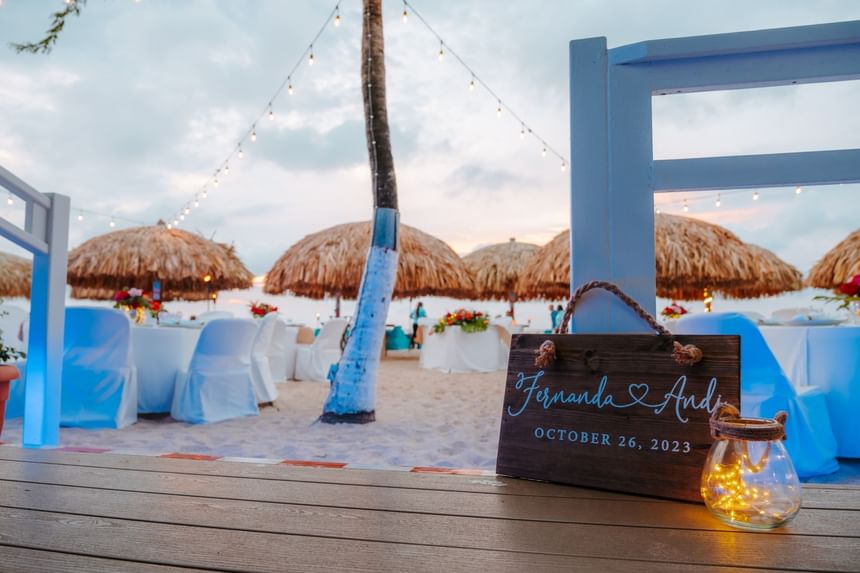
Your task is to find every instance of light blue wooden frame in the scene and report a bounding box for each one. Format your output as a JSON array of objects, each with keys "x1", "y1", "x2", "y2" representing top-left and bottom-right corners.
[
  {"x1": 569, "y1": 20, "x2": 860, "y2": 333},
  {"x1": 0, "y1": 166, "x2": 69, "y2": 447}
]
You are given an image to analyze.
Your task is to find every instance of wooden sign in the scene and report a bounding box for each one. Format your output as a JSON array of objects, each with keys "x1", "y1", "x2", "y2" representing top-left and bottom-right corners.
[{"x1": 497, "y1": 333, "x2": 740, "y2": 502}]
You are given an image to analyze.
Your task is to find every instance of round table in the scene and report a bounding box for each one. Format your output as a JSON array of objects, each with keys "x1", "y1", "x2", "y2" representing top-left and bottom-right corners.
[
  {"x1": 761, "y1": 325, "x2": 860, "y2": 457},
  {"x1": 419, "y1": 325, "x2": 509, "y2": 373},
  {"x1": 131, "y1": 325, "x2": 202, "y2": 413}
]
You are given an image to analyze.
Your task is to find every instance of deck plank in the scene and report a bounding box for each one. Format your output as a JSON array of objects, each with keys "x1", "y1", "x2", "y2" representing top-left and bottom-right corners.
[
  {"x1": 0, "y1": 545, "x2": 215, "y2": 572},
  {"x1": 0, "y1": 479, "x2": 857, "y2": 570}
]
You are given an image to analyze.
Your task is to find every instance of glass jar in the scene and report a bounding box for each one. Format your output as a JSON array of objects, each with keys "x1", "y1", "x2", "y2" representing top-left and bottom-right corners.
[{"x1": 701, "y1": 404, "x2": 801, "y2": 530}]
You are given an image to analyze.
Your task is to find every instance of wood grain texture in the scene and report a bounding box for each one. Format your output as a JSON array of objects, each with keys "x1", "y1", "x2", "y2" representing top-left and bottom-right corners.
[
  {"x1": 498, "y1": 334, "x2": 740, "y2": 502},
  {"x1": 0, "y1": 546, "x2": 214, "y2": 572}
]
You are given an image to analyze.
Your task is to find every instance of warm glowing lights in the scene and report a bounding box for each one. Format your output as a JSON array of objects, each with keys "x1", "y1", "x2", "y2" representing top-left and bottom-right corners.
[
  {"x1": 333, "y1": 6, "x2": 340, "y2": 27},
  {"x1": 77, "y1": 211, "x2": 84, "y2": 222},
  {"x1": 795, "y1": 186, "x2": 802, "y2": 195},
  {"x1": 520, "y1": 124, "x2": 526, "y2": 139},
  {"x1": 238, "y1": 147, "x2": 244, "y2": 160},
  {"x1": 109, "y1": 218, "x2": 116, "y2": 228},
  {"x1": 655, "y1": 207, "x2": 661, "y2": 214},
  {"x1": 214, "y1": 178, "x2": 219, "y2": 188},
  {"x1": 203, "y1": 274, "x2": 212, "y2": 283},
  {"x1": 438, "y1": 42, "x2": 445, "y2": 61},
  {"x1": 184, "y1": 206, "x2": 191, "y2": 215},
  {"x1": 715, "y1": 194, "x2": 721, "y2": 207},
  {"x1": 401, "y1": 8, "x2": 408, "y2": 23},
  {"x1": 268, "y1": 106, "x2": 274, "y2": 121},
  {"x1": 5, "y1": 195, "x2": 12, "y2": 206},
  {"x1": 683, "y1": 200, "x2": 689, "y2": 212},
  {"x1": 201, "y1": 189, "x2": 208, "y2": 199},
  {"x1": 194, "y1": 199, "x2": 200, "y2": 208},
  {"x1": 496, "y1": 100, "x2": 502, "y2": 117},
  {"x1": 753, "y1": 191, "x2": 759, "y2": 201},
  {"x1": 224, "y1": 164, "x2": 230, "y2": 176},
  {"x1": 560, "y1": 162, "x2": 567, "y2": 172},
  {"x1": 703, "y1": 287, "x2": 713, "y2": 312},
  {"x1": 468, "y1": 77, "x2": 475, "y2": 91},
  {"x1": 308, "y1": 47, "x2": 315, "y2": 66},
  {"x1": 541, "y1": 147, "x2": 547, "y2": 157},
  {"x1": 251, "y1": 128, "x2": 257, "y2": 142}
]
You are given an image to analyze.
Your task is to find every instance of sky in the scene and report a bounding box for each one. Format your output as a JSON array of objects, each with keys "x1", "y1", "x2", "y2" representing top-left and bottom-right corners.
[{"x1": 0, "y1": 0, "x2": 858, "y2": 278}]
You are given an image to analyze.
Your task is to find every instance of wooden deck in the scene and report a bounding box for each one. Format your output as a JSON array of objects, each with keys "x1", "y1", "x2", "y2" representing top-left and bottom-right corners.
[{"x1": 0, "y1": 447, "x2": 857, "y2": 572}]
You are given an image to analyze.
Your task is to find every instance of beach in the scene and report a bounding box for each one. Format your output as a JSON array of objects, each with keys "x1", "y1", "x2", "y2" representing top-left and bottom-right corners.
[{"x1": 1, "y1": 353, "x2": 506, "y2": 470}]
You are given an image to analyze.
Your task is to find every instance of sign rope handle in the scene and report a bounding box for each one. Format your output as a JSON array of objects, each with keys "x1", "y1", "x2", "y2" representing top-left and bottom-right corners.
[
  {"x1": 534, "y1": 280, "x2": 703, "y2": 368},
  {"x1": 709, "y1": 403, "x2": 788, "y2": 441}
]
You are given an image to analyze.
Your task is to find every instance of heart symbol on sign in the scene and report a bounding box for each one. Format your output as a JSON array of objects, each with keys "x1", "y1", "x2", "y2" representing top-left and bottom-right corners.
[{"x1": 628, "y1": 383, "x2": 650, "y2": 404}]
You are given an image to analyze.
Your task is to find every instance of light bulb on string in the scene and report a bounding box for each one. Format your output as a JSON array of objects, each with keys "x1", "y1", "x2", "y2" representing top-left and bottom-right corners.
[
  {"x1": 202, "y1": 188, "x2": 208, "y2": 199},
  {"x1": 179, "y1": 214, "x2": 185, "y2": 221},
  {"x1": 288, "y1": 80, "x2": 294, "y2": 96},
  {"x1": 224, "y1": 164, "x2": 230, "y2": 176},
  {"x1": 167, "y1": 224, "x2": 172, "y2": 230},
  {"x1": 655, "y1": 207, "x2": 662, "y2": 215},
  {"x1": 194, "y1": 198, "x2": 200, "y2": 208},
  {"x1": 795, "y1": 186, "x2": 802, "y2": 195},
  {"x1": 438, "y1": 42, "x2": 444, "y2": 62},
  {"x1": 496, "y1": 100, "x2": 502, "y2": 117},
  {"x1": 251, "y1": 128, "x2": 257, "y2": 142},
  {"x1": 268, "y1": 105, "x2": 274, "y2": 121},
  {"x1": 5, "y1": 194, "x2": 12, "y2": 206},
  {"x1": 468, "y1": 76, "x2": 475, "y2": 92},
  {"x1": 401, "y1": 6, "x2": 408, "y2": 23},
  {"x1": 184, "y1": 206, "x2": 191, "y2": 215},
  {"x1": 77, "y1": 211, "x2": 84, "y2": 222},
  {"x1": 715, "y1": 194, "x2": 721, "y2": 207},
  {"x1": 561, "y1": 161, "x2": 567, "y2": 172},
  {"x1": 214, "y1": 178, "x2": 220, "y2": 188},
  {"x1": 683, "y1": 200, "x2": 689, "y2": 213},
  {"x1": 541, "y1": 147, "x2": 547, "y2": 157},
  {"x1": 238, "y1": 147, "x2": 244, "y2": 160},
  {"x1": 334, "y1": 6, "x2": 340, "y2": 27},
  {"x1": 308, "y1": 46, "x2": 315, "y2": 66},
  {"x1": 520, "y1": 124, "x2": 526, "y2": 139},
  {"x1": 109, "y1": 217, "x2": 116, "y2": 228},
  {"x1": 172, "y1": 219, "x2": 179, "y2": 226},
  {"x1": 753, "y1": 191, "x2": 759, "y2": 201}
]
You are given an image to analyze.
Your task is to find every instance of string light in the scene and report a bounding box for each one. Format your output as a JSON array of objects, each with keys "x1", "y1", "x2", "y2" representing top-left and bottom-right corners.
[
  {"x1": 268, "y1": 105, "x2": 274, "y2": 121},
  {"x1": 167, "y1": 223, "x2": 173, "y2": 230},
  {"x1": 201, "y1": 188, "x2": 208, "y2": 199},
  {"x1": 541, "y1": 147, "x2": 547, "y2": 157},
  {"x1": 194, "y1": 198, "x2": 200, "y2": 208},
  {"x1": 308, "y1": 46, "x2": 315, "y2": 66},
  {"x1": 214, "y1": 178, "x2": 219, "y2": 188},
  {"x1": 109, "y1": 217, "x2": 116, "y2": 228},
  {"x1": 288, "y1": 80, "x2": 294, "y2": 96},
  {"x1": 683, "y1": 200, "x2": 689, "y2": 212},
  {"x1": 334, "y1": 5, "x2": 340, "y2": 27},
  {"x1": 520, "y1": 124, "x2": 526, "y2": 139},
  {"x1": 224, "y1": 164, "x2": 230, "y2": 176},
  {"x1": 715, "y1": 194, "x2": 721, "y2": 207},
  {"x1": 438, "y1": 41, "x2": 445, "y2": 62},
  {"x1": 468, "y1": 76, "x2": 475, "y2": 91},
  {"x1": 401, "y1": 3, "x2": 408, "y2": 23},
  {"x1": 5, "y1": 194, "x2": 12, "y2": 206},
  {"x1": 655, "y1": 207, "x2": 662, "y2": 214},
  {"x1": 795, "y1": 186, "x2": 802, "y2": 195},
  {"x1": 250, "y1": 128, "x2": 257, "y2": 142},
  {"x1": 561, "y1": 161, "x2": 567, "y2": 172},
  {"x1": 173, "y1": 219, "x2": 179, "y2": 226},
  {"x1": 77, "y1": 211, "x2": 84, "y2": 221},
  {"x1": 496, "y1": 100, "x2": 502, "y2": 117},
  {"x1": 753, "y1": 191, "x2": 759, "y2": 201},
  {"x1": 184, "y1": 206, "x2": 191, "y2": 215},
  {"x1": 179, "y1": 214, "x2": 185, "y2": 221},
  {"x1": 238, "y1": 147, "x2": 244, "y2": 160}
]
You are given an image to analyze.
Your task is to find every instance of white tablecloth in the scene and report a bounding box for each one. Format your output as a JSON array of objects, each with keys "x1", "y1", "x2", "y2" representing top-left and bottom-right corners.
[
  {"x1": 419, "y1": 326, "x2": 508, "y2": 373},
  {"x1": 132, "y1": 326, "x2": 202, "y2": 413},
  {"x1": 761, "y1": 325, "x2": 860, "y2": 457}
]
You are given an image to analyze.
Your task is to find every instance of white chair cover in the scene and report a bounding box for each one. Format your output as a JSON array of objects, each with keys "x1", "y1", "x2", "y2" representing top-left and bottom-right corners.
[
  {"x1": 281, "y1": 326, "x2": 299, "y2": 381},
  {"x1": 197, "y1": 311, "x2": 234, "y2": 322},
  {"x1": 0, "y1": 304, "x2": 27, "y2": 355},
  {"x1": 61, "y1": 307, "x2": 138, "y2": 429},
  {"x1": 171, "y1": 319, "x2": 259, "y2": 424},
  {"x1": 676, "y1": 313, "x2": 838, "y2": 477},
  {"x1": 250, "y1": 314, "x2": 282, "y2": 403},
  {"x1": 420, "y1": 326, "x2": 508, "y2": 373},
  {"x1": 294, "y1": 319, "x2": 348, "y2": 382}
]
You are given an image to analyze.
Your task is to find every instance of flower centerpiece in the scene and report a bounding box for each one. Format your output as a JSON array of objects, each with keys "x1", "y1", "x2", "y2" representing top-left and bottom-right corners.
[
  {"x1": 661, "y1": 301, "x2": 689, "y2": 320},
  {"x1": 432, "y1": 309, "x2": 490, "y2": 334},
  {"x1": 113, "y1": 288, "x2": 151, "y2": 325},
  {"x1": 814, "y1": 274, "x2": 860, "y2": 318},
  {"x1": 249, "y1": 301, "x2": 278, "y2": 318},
  {"x1": 0, "y1": 301, "x2": 25, "y2": 438}
]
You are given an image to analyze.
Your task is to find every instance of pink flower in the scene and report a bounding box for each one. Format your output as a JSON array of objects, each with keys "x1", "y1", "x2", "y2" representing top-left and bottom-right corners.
[{"x1": 128, "y1": 288, "x2": 143, "y2": 297}]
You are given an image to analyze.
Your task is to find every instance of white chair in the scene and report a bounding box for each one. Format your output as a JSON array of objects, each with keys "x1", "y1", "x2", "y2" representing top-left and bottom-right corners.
[
  {"x1": 197, "y1": 310, "x2": 234, "y2": 322},
  {"x1": 281, "y1": 325, "x2": 299, "y2": 382},
  {"x1": 171, "y1": 319, "x2": 259, "y2": 424},
  {"x1": 60, "y1": 307, "x2": 138, "y2": 429},
  {"x1": 676, "y1": 313, "x2": 838, "y2": 478},
  {"x1": 0, "y1": 304, "x2": 28, "y2": 355},
  {"x1": 294, "y1": 318, "x2": 348, "y2": 382},
  {"x1": 250, "y1": 313, "x2": 285, "y2": 403}
]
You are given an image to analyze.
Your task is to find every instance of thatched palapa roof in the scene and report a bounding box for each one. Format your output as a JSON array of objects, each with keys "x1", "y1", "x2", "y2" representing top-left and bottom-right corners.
[
  {"x1": 806, "y1": 228, "x2": 860, "y2": 289},
  {"x1": 0, "y1": 252, "x2": 31, "y2": 299},
  {"x1": 70, "y1": 287, "x2": 213, "y2": 302},
  {"x1": 462, "y1": 238, "x2": 540, "y2": 302},
  {"x1": 67, "y1": 223, "x2": 253, "y2": 295},
  {"x1": 264, "y1": 221, "x2": 475, "y2": 300},
  {"x1": 521, "y1": 214, "x2": 803, "y2": 301}
]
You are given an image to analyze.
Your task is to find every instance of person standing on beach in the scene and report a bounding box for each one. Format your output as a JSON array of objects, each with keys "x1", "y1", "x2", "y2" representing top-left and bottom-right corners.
[{"x1": 410, "y1": 302, "x2": 426, "y2": 348}]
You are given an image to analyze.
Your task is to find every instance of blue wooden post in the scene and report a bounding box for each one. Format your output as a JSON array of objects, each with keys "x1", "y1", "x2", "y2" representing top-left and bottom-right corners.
[
  {"x1": 569, "y1": 21, "x2": 860, "y2": 334},
  {"x1": 0, "y1": 166, "x2": 69, "y2": 448},
  {"x1": 23, "y1": 193, "x2": 69, "y2": 447}
]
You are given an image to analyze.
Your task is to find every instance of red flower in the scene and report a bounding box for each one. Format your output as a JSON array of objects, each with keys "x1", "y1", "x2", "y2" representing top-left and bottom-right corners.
[
  {"x1": 839, "y1": 281, "x2": 860, "y2": 296},
  {"x1": 113, "y1": 290, "x2": 129, "y2": 302},
  {"x1": 151, "y1": 301, "x2": 161, "y2": 312}
]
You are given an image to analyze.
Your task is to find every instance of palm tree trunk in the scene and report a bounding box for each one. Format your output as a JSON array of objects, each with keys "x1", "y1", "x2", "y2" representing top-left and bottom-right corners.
[{"x1": 321, "y1": 0, "x2": 398, "y2": 424}]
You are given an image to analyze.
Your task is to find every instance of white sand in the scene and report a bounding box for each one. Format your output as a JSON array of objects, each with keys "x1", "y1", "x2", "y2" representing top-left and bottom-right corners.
[{"x1": 1, "y1": 354, "x2": 507, "y2": 469}]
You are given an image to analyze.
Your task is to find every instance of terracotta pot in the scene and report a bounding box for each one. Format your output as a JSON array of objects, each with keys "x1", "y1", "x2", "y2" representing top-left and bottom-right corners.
[{"x1": 0, "y1": 364, "x2": 20, "y2": 440}]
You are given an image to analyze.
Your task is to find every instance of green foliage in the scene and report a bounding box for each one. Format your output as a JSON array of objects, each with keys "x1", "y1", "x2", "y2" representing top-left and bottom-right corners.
[
  {"x1": 0, "y1": 300, "x2": 25, "y2": 364},
  {"x1": 10, "y1": 0, "x2": 87, "y2": 55}
]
